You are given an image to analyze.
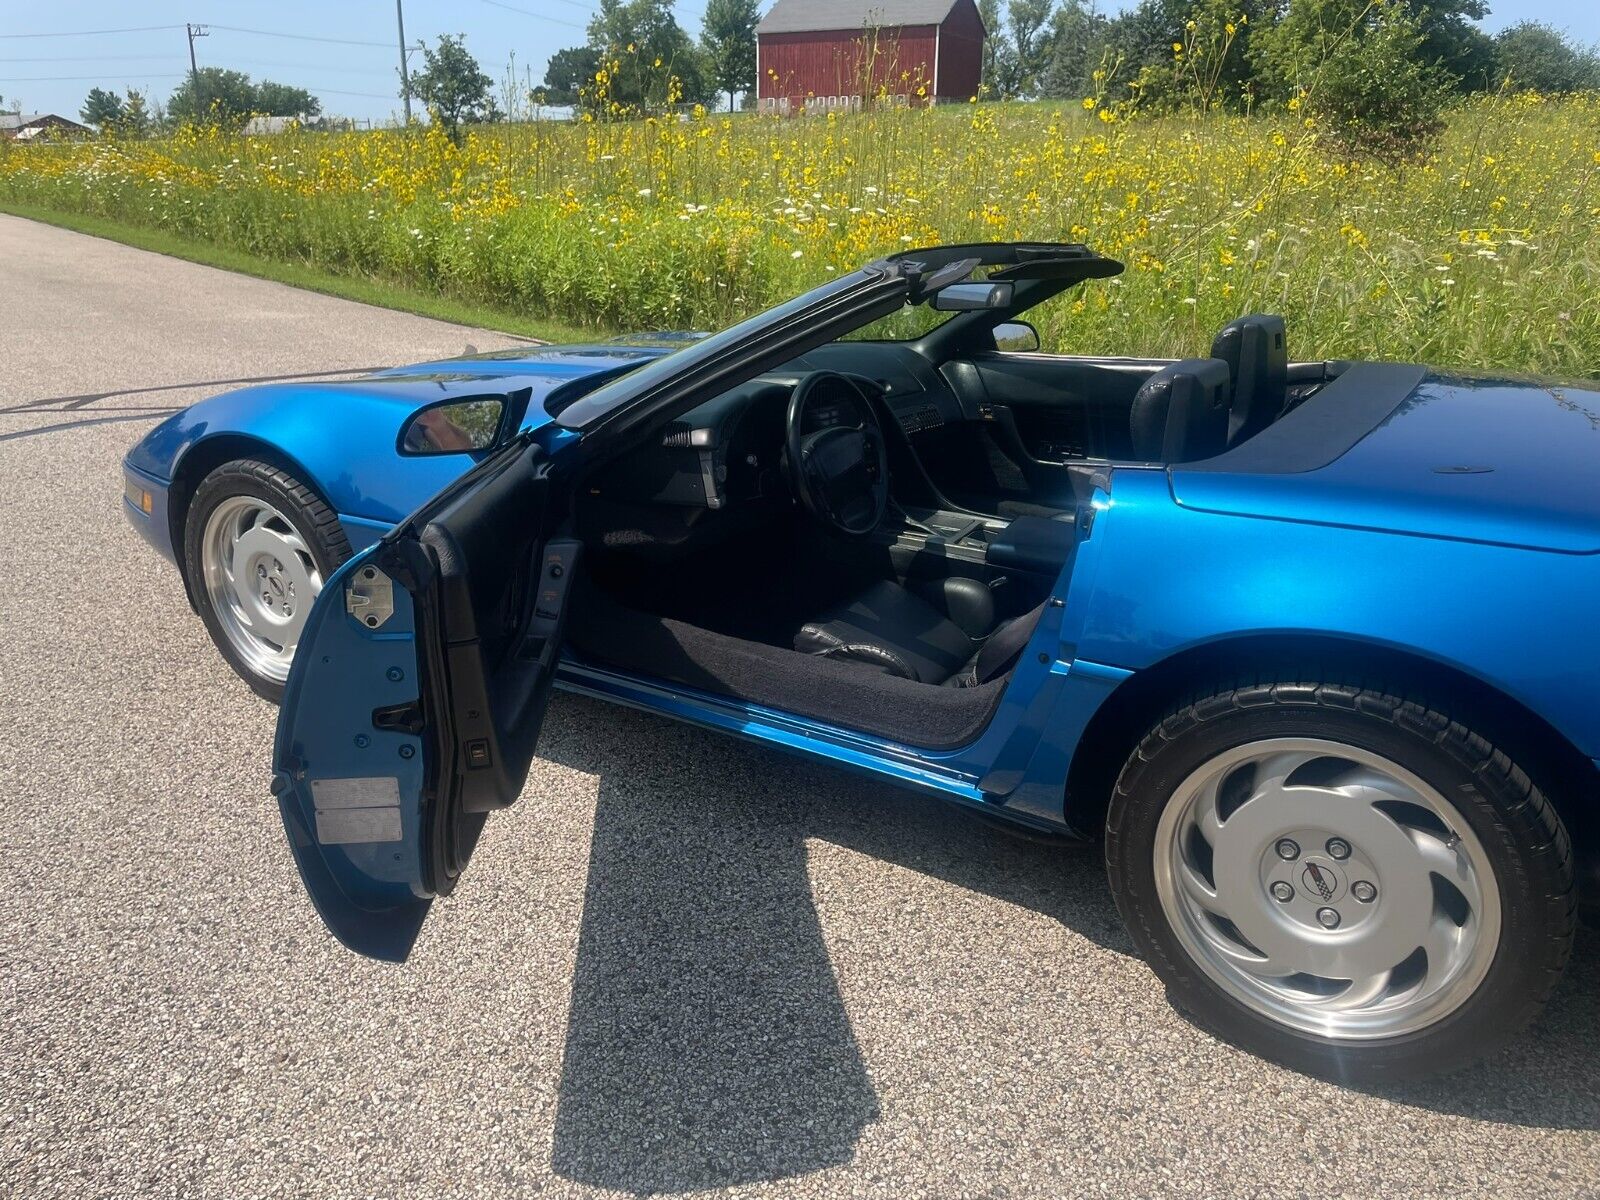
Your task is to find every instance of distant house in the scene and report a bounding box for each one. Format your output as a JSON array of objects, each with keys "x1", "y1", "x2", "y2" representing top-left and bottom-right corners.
[
  {"x1": 243, "y1": 114, "x2": 359, "y2": 135},
  {"x1": 243, "y1": 115, "x2": 301, "y2": 136},
  {"x1": 0, "y1": 112, "x2": 92, "y2": 141},
  {"x1": 755, "y1": 0, "x2": 985, "y2": 116}
]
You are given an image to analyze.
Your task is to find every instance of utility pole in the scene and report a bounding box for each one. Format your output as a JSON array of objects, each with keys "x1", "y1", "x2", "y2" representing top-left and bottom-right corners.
[
  {"x1": 185, "y1": 23, "x2": 209, "y2": 116},
  {"x1": 395, "y1": 0, "x2": 412, "y2": 125}
]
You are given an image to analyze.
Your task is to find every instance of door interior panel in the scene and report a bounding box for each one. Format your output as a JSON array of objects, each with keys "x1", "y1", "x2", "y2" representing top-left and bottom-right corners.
[
  {"x1": 416, "y1": 443, "x2": 568, "y2": 818},
  {"x1": 909, "y1": 353, "x2": 1168, "y2": 516},
  {"x1": 970, "y1": 353, "x2": 1165, "y2": 463},
  {"x1": 902, "y1": 421, "x2": 1042, "y2": 514}
]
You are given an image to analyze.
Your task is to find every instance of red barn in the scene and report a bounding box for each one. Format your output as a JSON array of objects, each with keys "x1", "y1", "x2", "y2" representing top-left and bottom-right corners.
[{"x1": 756, "y1": 0, "x2": 985, "y2": 115}]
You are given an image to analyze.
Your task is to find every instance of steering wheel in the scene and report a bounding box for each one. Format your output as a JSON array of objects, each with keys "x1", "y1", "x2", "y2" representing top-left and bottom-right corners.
[{"x1": 785, "y1": 371, "x2": 890, "y2": 537}]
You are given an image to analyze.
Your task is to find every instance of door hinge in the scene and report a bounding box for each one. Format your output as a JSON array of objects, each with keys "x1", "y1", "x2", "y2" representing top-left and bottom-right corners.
[{"x1": 346, "y1": 565, "x2": 395, "y2": 629}]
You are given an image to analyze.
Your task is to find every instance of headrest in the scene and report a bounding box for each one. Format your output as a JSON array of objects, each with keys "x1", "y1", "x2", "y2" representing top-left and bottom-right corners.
[
  {"x1": 1129, "y1": 358, "x2": 1232, "y2": 463},
  {"x1": 1212, "y1": 314, "x2": 1288, "y2": 444}
]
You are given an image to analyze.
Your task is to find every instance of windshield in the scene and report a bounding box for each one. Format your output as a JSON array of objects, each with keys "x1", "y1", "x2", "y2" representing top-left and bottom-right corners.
[
  {"x1": 838, "y1": 303, "x2": 955, "y2": 343},
  {"x1": 551, "y1": 245, "x2": 1118, "y2": 427},
  {"x1": 554, "y1": 268, "x2": 882, "y2": 428}
]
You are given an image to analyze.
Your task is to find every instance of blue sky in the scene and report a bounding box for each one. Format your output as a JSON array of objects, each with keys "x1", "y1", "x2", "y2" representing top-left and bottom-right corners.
[{"x1": 3, "y1": 0, "x2": 1595, "y2": 124}]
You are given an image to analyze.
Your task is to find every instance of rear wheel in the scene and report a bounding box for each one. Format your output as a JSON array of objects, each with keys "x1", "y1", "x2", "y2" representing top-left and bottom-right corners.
[
  {"x1": 1106, "y1": 677, "x2": 1576, "y2": 1083},
  {"x1": 184, "y1": 459, "x2": 350, "y2": 702}
]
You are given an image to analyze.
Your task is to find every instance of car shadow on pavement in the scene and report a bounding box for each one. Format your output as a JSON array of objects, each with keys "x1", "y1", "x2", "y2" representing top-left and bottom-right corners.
[
  {"x1": 0, "y1": 365, "x2": 396, "y2": 414},
  {"x1": 535, "y1": 694, "x2": 1123, "y2": 1193},
  {"x1": 1368, "y1": 922, "x2": 1600, "y2": 1130},
  {"x1": 534, "y1": 695, "x2": 1600, "y2": 1192}
]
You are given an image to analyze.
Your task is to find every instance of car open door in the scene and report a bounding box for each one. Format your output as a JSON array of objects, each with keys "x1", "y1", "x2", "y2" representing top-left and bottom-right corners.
[{"x1": 271, "y1": 437, "x2": 575, "y2": 960}]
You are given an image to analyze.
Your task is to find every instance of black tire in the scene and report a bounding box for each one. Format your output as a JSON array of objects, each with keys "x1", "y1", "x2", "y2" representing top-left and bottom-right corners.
[
  {"x1": 1105, "y1": 675, "x2": 1576, "y2": 1084},
  {"x1": 183, "y1": 459, "x2": 351, "y2": 703}
]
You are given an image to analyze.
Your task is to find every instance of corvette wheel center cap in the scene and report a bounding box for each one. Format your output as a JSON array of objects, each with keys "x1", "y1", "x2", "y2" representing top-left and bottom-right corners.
[
  {"x1": 1256, "y1": 830, "x2": 1381, "y2": 938},
  {"x1": 234, "y1": 525, "x2": 309, "y2": 630},
  {"x1": 1299, "y1": 857, "x2": 1346, "y2": 904},
  {"x1": 255, "y1": 560, "x2": 292, "y2": 614}
]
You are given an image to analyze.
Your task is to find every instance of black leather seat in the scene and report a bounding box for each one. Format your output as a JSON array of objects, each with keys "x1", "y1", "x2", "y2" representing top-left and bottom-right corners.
[
  {"x1": 1212, "y1": 314, "x2": 1288, "y2": 445},
  {"x1": 1129, "y1": 358, "x2": 1232, "y2": 463},
  {"x1": 794, "y1": 578, "x2": 1043, "y2": 688}
]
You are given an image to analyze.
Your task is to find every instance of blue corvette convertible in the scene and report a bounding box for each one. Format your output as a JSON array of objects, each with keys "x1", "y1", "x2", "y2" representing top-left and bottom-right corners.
[{"x1": 123, "y1": 242, "x2": 1597, "y2": 1082}]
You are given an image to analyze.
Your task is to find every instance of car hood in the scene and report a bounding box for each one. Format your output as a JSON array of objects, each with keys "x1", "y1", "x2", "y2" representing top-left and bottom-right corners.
[
  {"x1": 1170, "y1": 371, "x2": 1600, "y2": 554},
  {"x1": 367, "y1": 341, "x2": 680, "y2": 423},
  {"x1": 124, "y1": 340, "x2": 680, "y2": 484},
  {"x1": 130, "y1": 339, "x2": 680, "y2": 467},
  {"x1": 368, "y1": 339, "x2": 681, "y2": 384}
]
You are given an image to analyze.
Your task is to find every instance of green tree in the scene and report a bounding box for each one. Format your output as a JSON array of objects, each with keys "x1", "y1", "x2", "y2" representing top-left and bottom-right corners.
[
  {"x1": 1040, "y1": 1, "x2": 1111, "y2": 100},
  {"x1": 80, "y1": 87, "x2": 125, "y2": 130},
  {"x1": 977, "y1": 0, "x2": 1020, "y2": 97},
  {"x1": 408, "y1": 34, "x2": 500, "y2": 140},
  {"x1": 700, "y1": 0, "x2": 759, "y2": 111},
  {"x1": 1254, "y1": 0, "x2": 1499, "y2": 95},
  {"x1": 1410, "y1": 0, "x2": 1497, "y2": 92},
  {"x1": 252, "y1": 81, "x2": 321, "y2": 118},
  {"x1": 1096, "y1": 0, "x2": 1192, "y2": 88},
  {"x1": 1255, "y1": 0, "x2": 1450, "y2": 159},
  {"x1": 587, "y1": 0, "x2": 709, "y2": 111},
  {"x1": 168, "y1": 68, "x2": 257, "y2": 124},
  {"x1": 1007, "y1": 0, "x2": 1059, "y2": 97},
  {"x1": 121, "y1": 89, "x2": 152, "y2": 137},
  {"x1": 167, "y1": 69, "x2": 321, "y2": 127},
  {"x1": 542, "y1": 45, "x2": 602, "y2": 105},
  {"x1": 977, "y1": 0, "x2": 1058, "y2": 98},
  {"x1": 1493, "y1": 21, "x2": 1600, "y2": 93},
  {"x1": 1128, "y1": 0, "x2": 1266, "y2": 114}
]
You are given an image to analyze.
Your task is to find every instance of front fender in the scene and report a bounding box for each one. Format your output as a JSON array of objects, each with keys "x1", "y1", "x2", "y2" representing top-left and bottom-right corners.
[{"x1": 131, "y1": 386, "x2": 486, "y2": 523}]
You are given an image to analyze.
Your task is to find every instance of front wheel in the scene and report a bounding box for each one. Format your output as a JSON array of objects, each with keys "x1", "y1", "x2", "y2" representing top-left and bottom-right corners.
[
  {"x1": 1106, "y1": 677, "x2": 1576, "y2": 1083},
  {"x1": 184, "y1": 459, "x2": 351, "y2": 702}
]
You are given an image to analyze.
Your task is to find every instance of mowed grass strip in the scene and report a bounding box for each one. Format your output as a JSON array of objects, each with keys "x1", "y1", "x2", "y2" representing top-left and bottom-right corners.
[
  {"x1": 0, "y1": 198, "x2": 592, "y2": 344},
  {"x1": 2, "y1": 96, "x2": 1597, "y2": 374}
]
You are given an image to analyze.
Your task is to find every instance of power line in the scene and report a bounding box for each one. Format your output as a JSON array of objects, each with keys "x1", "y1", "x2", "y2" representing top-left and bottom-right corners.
[
  {"x1": 0, "y1": 54, "x2": 177, "y2": 63},
  {"x1": 497, "y1": 0, "x2": 594, "y2": 13},
  {"x1": 314, "y1": 86, "x2": 401, "y2": 101},
  {"x1": 0, "y1": 24, "x2": 184, "y2": 40},
  {"x1": 479, "y1": 0, "x2": 705, "y2": 24},
  {"x1": 0, "y1": 74, "x2": 390, "y2": 102},
  {"x1": 478, "y1": 0, "x2": 587, "y2": 32},
  {"x1": 0, "y1": 72, "x2": 186, "y2": 82},
  {"x1": 208, "y1": 25, "x2": 393, "y2": 50},
  {"x1": 0, "y1": 23, "x2": 399, "y2": 51},
  {"x1": 0, "y1": 55, "x2": 395, "y2": 77},
  {"x1": 226, "y1": 56, "x2": 398, "y2": 77}
]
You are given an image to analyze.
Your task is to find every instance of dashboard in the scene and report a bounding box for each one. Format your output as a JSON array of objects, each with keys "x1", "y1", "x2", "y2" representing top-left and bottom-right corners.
[{"x1": 583, "y1": 342, "x2": 964, "y2": 514}]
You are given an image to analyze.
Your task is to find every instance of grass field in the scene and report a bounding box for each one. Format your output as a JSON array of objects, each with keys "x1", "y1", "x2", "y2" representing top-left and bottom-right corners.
[{"x1": 3, "y1": 95, "x2": 1597, "y2": 375}]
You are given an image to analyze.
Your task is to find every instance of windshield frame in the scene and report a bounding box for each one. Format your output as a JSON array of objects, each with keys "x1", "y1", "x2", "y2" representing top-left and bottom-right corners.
[
  {"x1": 554, "y1": 267, "x2": 893, "y2": 432},
  {"x1": 552, "y1": 243, "x2": 1123, "y2": 435}
]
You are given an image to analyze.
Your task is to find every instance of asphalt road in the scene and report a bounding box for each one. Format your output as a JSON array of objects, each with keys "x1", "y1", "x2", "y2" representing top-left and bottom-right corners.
[{"x1": 3, "y1": 213, "x2": 1598, "y2": 1200}]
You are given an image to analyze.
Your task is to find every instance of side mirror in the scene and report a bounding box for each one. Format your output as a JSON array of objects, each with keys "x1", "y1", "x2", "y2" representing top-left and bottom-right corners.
[
  {"x1": 992, "y1": 321, "x2": 1041, "y2": 353},
  {"x1": 399, "y1": 397, "x2": 507, "y2": 455},
  {"x1": 930, "y1": 281, "x2": 1015, "y2": 311}
]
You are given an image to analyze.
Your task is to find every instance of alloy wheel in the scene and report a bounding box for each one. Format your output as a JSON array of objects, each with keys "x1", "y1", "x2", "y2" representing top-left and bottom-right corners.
[
  {"x1": 1152, "y1": 737, "x2": 1501, "y2": 1040},
  {"x1": 199, "y1": 495, "x2": 324, "y2": 684}
]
